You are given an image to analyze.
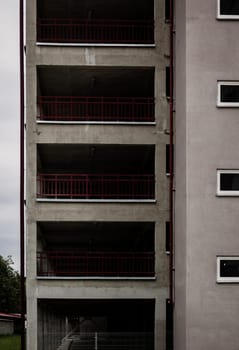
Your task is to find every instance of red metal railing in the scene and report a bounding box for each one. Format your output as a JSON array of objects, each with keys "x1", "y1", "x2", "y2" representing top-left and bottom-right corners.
[
  {"x1": 37, "y1": 18, "x2": 154, "y2": 44},
  {"x1": 37, "y1": 96, "x2": 155, "y2": 122},
  {"x1": 37, "y1": 173, "x2": 155, "y2": 200},
  {"x1": 37, "y1": 251, "x2": 155, "y2": 277}
]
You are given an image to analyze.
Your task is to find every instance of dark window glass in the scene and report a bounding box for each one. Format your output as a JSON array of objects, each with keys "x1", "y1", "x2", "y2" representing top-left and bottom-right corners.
[
  {"x1": 220, "y1": 260, "x2": 239, "y2": 277},
  {"x1": 166, "y1": 66, "x2": 170, "y2": 98},
  {"x1": 220, "y1": 173, "x2": 239, "y2": 191},
  {"x1": 165, "y1": 222, "x2": 170, "y2": 252},
  {"x1": 220, "y1": 0, "x2": 239, "y2": 15},
  {"x1": 166, "y1": 299, "x2": 173, "y2": 350},
  {"x1": 165, "y1": 0, "x2": 170, "y2": 21},
  {"x1": 221, "y1": 85, "x2": 239, "y2": 103}
]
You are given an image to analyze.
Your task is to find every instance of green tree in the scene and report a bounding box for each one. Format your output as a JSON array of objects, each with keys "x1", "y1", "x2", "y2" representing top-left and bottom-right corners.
[{"x1": 0, "y1": 255, "x2": 20, "y2": 313}]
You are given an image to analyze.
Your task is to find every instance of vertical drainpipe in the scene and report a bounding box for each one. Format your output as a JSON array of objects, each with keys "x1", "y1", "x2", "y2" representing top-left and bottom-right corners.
[
  {"x1": 19, "y1": 0, "x2": 25, "y2": 349},
  {"x1": 169, "y1": 0, "x2": 174, "y2": 306}
]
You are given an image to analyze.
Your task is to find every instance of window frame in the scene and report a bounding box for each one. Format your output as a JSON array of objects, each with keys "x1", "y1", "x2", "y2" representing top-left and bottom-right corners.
[
  {"x1": 217, "y1": 169, "x2": 239, "y2": 196},
  {"x1": 217, "y1": 81, "x2": 239, "y2": 107},
  {"x1": 217, "y1": 256, "x2": 239, "y2": 283},
  {"x1": 217, "y1": 0, "x2": 239, "y2": 19}
]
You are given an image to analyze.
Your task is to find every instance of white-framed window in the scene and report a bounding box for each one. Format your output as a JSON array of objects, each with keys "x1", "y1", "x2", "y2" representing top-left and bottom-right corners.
[
  {"x1": 217, "y1": 0, "x2": 239, "y2": 19},
  {"x1": 217, "y1": 256, "x2": 239, "y2": 283},
  {"x1": 217, "y1": 81, "x2": 239, "y2": 107},
  {"x1": 217, "y1": 169, "x2": 239, "y2": 196}
]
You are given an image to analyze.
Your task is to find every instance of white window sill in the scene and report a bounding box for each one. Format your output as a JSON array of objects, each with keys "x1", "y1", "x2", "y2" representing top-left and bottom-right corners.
[
  {"x1": 36, "y1": 42, "x2": 156, "y2": 48},
  {"x1": 36, "y1": 198, "x2": 157, "y2": 203},
  {"x1": 217, "y1": 15, "x2": 239, "y2": 20},
  {"x1": 36, "y1": 120, "x2": 156, "y2": 126},
  {"x1": 37, "y1": 276, "x2": 156, "y2": 281}
]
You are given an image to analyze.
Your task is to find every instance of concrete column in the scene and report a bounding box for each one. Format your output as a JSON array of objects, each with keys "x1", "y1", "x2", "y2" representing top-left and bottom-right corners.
[
  {"x1": 155, "y1": 297, "x2": 167, "y2": 350},
  {"x1": 26, "y1": 294, "x2": 38, "y2": 350}
]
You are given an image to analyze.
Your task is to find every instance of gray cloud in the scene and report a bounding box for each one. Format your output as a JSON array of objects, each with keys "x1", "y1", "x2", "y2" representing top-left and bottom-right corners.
[{"x1": 0, "y1": 1, "x2": 20, "y2": 271}]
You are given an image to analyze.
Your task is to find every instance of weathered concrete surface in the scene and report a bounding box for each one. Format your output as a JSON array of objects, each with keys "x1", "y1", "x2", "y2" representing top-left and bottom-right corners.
[
  {"x1": 26, "y1": 0, "x2": 170, "y2": 349},
  {"x1": 175, "y1": 1, "x2": 239, "y2": 349}
]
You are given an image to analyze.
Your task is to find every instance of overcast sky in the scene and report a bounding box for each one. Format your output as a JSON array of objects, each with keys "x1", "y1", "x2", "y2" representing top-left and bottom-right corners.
[{"x1": 0, "y1": 2, "x2": 20, "y2": 271}]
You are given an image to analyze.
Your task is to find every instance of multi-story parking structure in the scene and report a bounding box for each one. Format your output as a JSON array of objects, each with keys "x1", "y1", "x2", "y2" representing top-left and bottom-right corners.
[{"x1": 25, "y1": 0, "x2": 172, "y2": 349}]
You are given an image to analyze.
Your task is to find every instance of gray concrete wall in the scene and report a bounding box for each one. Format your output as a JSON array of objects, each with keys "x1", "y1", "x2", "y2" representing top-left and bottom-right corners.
[
  {"x1": 175, "y1": 1, "x2": 239, "y2": 349},
  {"x1": 0, "y1": 320, "x2": 14, "y2": 335},
  {"x1": 26, "y1": 0, "x2": 170, "y2": 349}
]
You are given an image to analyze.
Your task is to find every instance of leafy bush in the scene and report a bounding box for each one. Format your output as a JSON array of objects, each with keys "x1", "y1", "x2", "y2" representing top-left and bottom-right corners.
[{"x1": 0, "y1": 255, "x2": 20, "y2": 313}]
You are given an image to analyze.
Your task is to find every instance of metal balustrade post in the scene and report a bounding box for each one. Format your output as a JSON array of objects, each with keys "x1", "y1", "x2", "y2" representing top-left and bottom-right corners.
[
  {"x1": 115, "y1": 97, "x2": 118, "y2": 120},
  {"x1": 132, "y1": 97, "x2": 135, "y2": 120},
  {"x1": 86, "y1": 96, "x2": 89, "y2": 120},
  {"x1": 70, "y1": 174, "x2": 73, "y2": 199},
  {"x1": 95, "y1": 332, "x2": 98, "y2": 350},
  {"x1": 54, "y1": 96, "x2": 57, "y2": 119},
  {"x1": 70, "y1": 96, "x2": 72, "y2": 119},
  {"x1": 101, "y1": 97, "x2": 103, "y2": 121},
  {"x1": 54, "y1": 174, "x2": 57, "y2": 199},
  {"x1": 86, "y1": 175, "x2": 89, "y2": 198}
]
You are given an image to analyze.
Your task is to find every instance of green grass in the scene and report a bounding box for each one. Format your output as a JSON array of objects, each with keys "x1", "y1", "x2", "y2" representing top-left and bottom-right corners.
[{"x1": 0, "y1": 335, "x2": 21, "y2": 350}]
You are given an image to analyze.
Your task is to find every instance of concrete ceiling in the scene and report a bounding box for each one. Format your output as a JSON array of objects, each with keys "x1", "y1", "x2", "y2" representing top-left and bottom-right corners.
[
  {"x1": 37, "y1": 144, "x2": 155, "y2": 173},
  {"x1": 38, "y1": 221, "x2": 154, "y2": 250},
  {"x1": 37, "y1": 0, "x2": 154, "y2": 20},
  {"x1": 38, "y1": 299, "x2": 155, "y2": 325},
  {"x1": 37, "y1": 66, "x2": 154, "y2": 97}
]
